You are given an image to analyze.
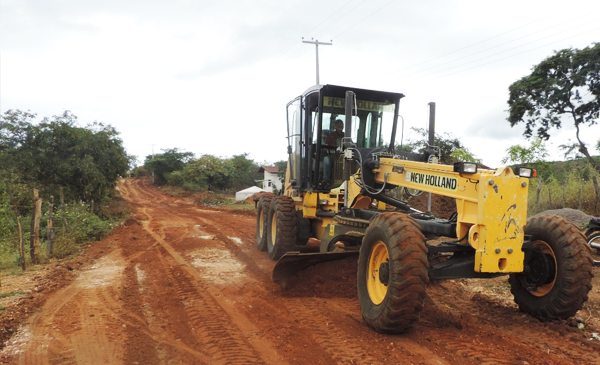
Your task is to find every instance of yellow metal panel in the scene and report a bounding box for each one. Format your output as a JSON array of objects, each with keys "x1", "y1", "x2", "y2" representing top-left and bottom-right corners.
[
  {"x1": 302, "y1": 192, "x2": 318, "y2": 218},
  {"x1": 474, "y1": 170, "x2": 528, "y2": 273},
  {"x1": 375, "y1": 159, "x2": 529, "y2": 273}
]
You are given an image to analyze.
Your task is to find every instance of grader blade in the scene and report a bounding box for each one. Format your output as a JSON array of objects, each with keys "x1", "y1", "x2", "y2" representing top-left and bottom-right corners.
[{"x1": 272, "y1": 251, "x2": 358, "y2": 288}]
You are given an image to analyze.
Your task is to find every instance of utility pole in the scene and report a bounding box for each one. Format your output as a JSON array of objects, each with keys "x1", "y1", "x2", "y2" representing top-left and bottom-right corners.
[{"x1": 302, "y1": 38, "x2": 332, "y2": 85}]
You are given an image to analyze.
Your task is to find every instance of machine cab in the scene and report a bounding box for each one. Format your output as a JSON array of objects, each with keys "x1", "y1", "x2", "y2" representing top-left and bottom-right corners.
[{"x1": 286, "y1": 84, "x2": 404, "y2": 192}]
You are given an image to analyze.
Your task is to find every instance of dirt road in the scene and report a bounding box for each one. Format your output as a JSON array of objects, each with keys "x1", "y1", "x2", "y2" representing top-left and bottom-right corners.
[{"x1": 2, "y1": 178, "x2": 600, "y2": 364}]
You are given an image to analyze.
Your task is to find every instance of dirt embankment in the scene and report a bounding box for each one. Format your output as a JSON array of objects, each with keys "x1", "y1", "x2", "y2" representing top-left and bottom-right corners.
[{"x1": 1, "y1": 179, "x2": 599, "y2": 364}]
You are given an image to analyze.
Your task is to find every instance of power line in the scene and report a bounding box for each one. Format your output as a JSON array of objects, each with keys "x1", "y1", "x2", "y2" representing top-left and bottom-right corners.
[
  {"x1": 309, "y1": 0, "x2": 370, "y2": 39},
  {"x1": 381, "y1": 11, "x2": 566, "y2": 78},
  {"x1": 277, "y1": 0, "x2": 363, "y2": 63},
  {"x1": 393, "y1": 17, "x2": 599, "y2": 82},
  {"x1": 419, "y1": 27, "x2": 600, "y2": 82},
  {"x1": 332, "y1": 0, "x2": 396, "y2": 39},
  {"x1": 379, "y1": 12, "x2": 598, "y2": 81},
  {"x1": 305, "y1": 0, "x2": 359, "y2": 38}
]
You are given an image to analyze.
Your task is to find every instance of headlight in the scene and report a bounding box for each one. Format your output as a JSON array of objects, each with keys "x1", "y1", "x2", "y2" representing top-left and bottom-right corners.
[
  {"x1": 453, "y1": 162, "x2": 478, "y2": 174},
  {"x1": 514, "y1": 167, "x2": 536, "y2": 178}
]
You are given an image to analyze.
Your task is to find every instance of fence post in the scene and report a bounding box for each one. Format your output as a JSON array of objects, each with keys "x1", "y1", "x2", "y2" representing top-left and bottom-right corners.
[
  {"x1": 561, "y1": 180, "x2": 566, "y2": 207},
  {"x1": 536, "y1": 180, "x2": 542, "y2": 210},
  {"x1": 579, "y1": 180, "x2": 583, "y2": 210},
  {"x1": 47, "y1": 196, "x2": 55, "y2": 255},
  {"x1": 60, "y1": 187, "x2": 69, "y2": 232},
  {"x1": 594, "y1": 176, "x2": 599, "y2": 216},
  {"x1": 5, "y1": 179, "x2": 26, "y2": 271},
  {"x1": 30, "y1": 189, "x2": 42, "y2": 265}
]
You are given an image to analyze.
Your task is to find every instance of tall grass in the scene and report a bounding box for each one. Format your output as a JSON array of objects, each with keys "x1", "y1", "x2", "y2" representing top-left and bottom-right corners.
[
  {"x1": 0, "y1": 189, "x2": 130, "y2": 270},
  {"x1": 528, "y1": 168, "x2": 599, "y2": 216}
]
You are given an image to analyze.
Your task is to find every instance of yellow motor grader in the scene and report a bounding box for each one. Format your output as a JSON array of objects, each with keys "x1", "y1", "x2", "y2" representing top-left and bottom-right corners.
[{"x1": 255, "y1": 84, "x2": 593, "y2": 334}]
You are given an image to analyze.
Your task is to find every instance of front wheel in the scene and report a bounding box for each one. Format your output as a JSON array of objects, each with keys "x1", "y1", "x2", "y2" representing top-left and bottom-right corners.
[
  {"x1": 357, "y1": 212, "x2": 429, "y2": 334},
  {"x1": 255, "y1": 195, "x2": 272, "y2": 251},
  {"x1": 509, "y1": 215, "x2": 593, "y2": 320},
  {"x1": 267, "y1": 196, "x2": 298, "y2": 261}
]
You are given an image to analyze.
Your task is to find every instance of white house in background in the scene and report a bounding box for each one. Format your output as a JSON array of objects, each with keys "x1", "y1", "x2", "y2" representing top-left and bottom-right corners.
[{"x1": 258, "y1": 165, "x2": 282, "y2": 193}]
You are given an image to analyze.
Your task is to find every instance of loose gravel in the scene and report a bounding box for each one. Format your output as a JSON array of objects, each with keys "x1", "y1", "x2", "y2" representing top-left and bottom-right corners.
[{"x1": 530, "y1": 208, "x2": 593, "y2": 228}]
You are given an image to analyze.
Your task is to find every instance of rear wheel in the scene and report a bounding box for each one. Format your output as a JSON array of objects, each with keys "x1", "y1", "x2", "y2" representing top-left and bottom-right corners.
[
  {"x1": 509, "y1": 215, "x2": 593, "y2": 320},
  {"x1": 267, "y1": 196, "x2": 298, "y2": 260},
  {"x1": 586, "y1": 230, "x2": 600, "y2": 253},
  {"x1": 357, "y1": 212, "x2": 429, "y2": 334},
  {"x1": 255, "y1": 195, "x2": 272, "y2": 251},
  {"x1": 402, "y1": 187, "x2": 423, "y2": 197}
]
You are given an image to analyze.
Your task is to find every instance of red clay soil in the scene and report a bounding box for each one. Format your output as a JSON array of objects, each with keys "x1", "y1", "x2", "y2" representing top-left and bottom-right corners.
[{"x1": 1, "y1": 178, "x2": 600, "y2": 364}]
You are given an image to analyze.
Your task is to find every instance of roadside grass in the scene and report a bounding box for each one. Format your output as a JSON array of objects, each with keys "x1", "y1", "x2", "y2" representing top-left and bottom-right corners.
[
  {"x1": 528, "y1": 169, "x2": 600, "y2": 217},
  {"x1": 0, "y1": 291, "x2": 28, "y2": 299},
  {"x1": 0, "y1": 189, "x2": 131, "y2": 276},
  {"x1": 218, "y1": 198, "x2": 255, "y2": 212}
]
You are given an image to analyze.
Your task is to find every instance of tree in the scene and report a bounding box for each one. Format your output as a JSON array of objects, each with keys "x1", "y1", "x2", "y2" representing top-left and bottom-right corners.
[
  {"x1": 274, "y1": 160, "x2": 287, "y2": 180},
  {"x1": 0, "y1": 110, "x2": 130, "y2": 204},
  {"x1": 0, "y1": 109, "x2": 37, "y2": 175},
  {"x1": 405, "y1": 127, "x2": 479, "y2": 164},
  {"x1": 227, "y1": 154, "x2": 261, "y2": 190},
  {"x1": 184, "y1": 155, "x2": 231, "y2": 191},
  {"x1": 502, "y1": 138, "x2": 551, "y2": 177},
  {"x1": 507, "y1": 42, "x2": 600, "y2": 173},
  {"x1": 502, "y1": 138, "x2": 549, "y2": 165},
  {"x1": 450, "y1": 148, "x2": 482, "y2": 164},
  {"x1": 144, "y1": 148, "x2": 194, "y2": 185}
]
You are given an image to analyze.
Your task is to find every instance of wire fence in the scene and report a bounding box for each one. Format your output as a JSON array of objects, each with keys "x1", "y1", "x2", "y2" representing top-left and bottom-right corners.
[{"x1": 529, "y1": 175, "x2": 600, "y2": 217}]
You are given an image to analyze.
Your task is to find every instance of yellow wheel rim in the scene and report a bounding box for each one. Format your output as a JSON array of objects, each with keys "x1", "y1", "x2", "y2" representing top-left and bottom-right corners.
[
  {"x1": 270, "y1": 213, "x2": 277, "y2": 247},
  {"x1": 529, "y1": 240, "x2": 557, "y2": 297},
  {"x1": 259, "y1": 211, "x2": 264, "y2": 238},
  {"x1": 366, "y1": 241, "x2": 389, "y2": 305}
]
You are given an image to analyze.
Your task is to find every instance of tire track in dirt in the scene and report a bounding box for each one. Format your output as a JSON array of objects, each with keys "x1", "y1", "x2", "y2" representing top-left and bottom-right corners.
[
  {"x1": 125, "y1": 179, "x2": 600, "y2": 365},
  {"x1": 125, "y1": 258, "x2": 214, "y2": 364},
  {"x1": 6, "y1": 251, "x2": 127, "y2": 364},
  {"x1": 154, "y1": 250, "x2": 262, "y2": 364},
  {"x1": 286, "y1": 298, "x2": 452, "y2": 365},
  {"x1": 10, "y1": 177, "x2": 593, "y2": 365},
  {"x1": 127, "y1": 181, "x2": 290, "y2": 365},
  {"x1": 191, "y1": 208, "x2": 450, "y2": 365},
  {"x1": 181, "y1": 195, "x2": 458, "y2": 364},
  {"x1": 440, "y1": 341, "x2": 520, "y2": 365}
]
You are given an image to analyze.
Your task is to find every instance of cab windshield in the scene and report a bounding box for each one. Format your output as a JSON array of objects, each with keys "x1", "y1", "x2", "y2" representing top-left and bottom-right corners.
[{"x1": 320, "y1": 95, "x2": 396, "y2": 149}]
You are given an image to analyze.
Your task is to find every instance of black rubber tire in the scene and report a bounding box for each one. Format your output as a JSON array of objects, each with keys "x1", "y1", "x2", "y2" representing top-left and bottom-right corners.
[
  {"x1": 267, "y1": 196, "x2": 298, "y2": 261},
  {"x1": 255, "y1": 195, "x2": 272, "y2": 251},
  {"x1": 509, "y1": 215, "x2": 593, "y2": 320},
  {"x1": 357, "y1": 212, "x2": 429, "y2": 334}
]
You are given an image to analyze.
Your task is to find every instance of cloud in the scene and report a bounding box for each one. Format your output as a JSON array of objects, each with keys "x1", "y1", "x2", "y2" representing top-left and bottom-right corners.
[{"x1": 2, "y1": 0, "x2": 599, "y2": 169}]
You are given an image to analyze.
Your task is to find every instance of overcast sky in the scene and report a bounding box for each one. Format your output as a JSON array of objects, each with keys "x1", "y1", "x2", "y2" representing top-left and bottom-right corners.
[{"x1": 1, "y1": 0, "x2": 599, "y2": 168}]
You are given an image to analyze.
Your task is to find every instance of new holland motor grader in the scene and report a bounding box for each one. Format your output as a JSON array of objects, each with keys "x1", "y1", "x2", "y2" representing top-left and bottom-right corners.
[{"x1": 255, "y1": 84, "x2": 593, "y2": 334}]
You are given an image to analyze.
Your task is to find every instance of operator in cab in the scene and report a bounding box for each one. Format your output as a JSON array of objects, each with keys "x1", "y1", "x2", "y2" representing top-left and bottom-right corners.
[{"x1": 323, "y1": 119, "x2": 344, "y2": 183}]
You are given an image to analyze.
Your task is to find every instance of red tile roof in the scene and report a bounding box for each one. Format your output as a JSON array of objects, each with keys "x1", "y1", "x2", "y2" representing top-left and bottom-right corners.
[{"x1": 259, "y1": 165, "x2": 279, "y2": 173}]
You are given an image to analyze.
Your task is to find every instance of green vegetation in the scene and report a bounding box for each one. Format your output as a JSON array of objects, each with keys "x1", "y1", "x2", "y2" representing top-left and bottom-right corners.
[
  {"x1": 0, "y1": 109, "x2": 131, "y2": 271},
  {"x1": 505, "y1": 42, "x2": 600, "y2": 215},
  {"x1": 134, "y1": 150, "x2": 266, "y2": 194},
  {"x1": 0, "y1": 291, "x2": 29, "y2": 299},
  {"x1": 402, "y1": 125, "x2": 600, "y2": 216},
  {"x1": 507, "y1": 42, "x2": 600, "y2": 174},
  {"x1": 404, "y1": 127, "x2": 481, "y2": 164},
  {"x1": 525, "y1": 157, "x2": 599, "y2": 216}
]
